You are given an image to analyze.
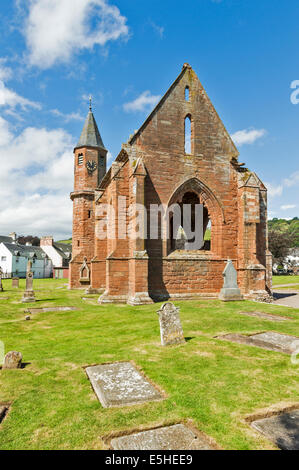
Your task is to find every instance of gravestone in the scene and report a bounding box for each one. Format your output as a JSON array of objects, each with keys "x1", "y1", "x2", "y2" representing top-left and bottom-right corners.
[
  {"x1": 110, "y1": 424, "x2": 217, "y2": 450},
  {"x1": 86, "y1": 362, "x2": 163, "y2": 407},
  {"x1": 21, "y1": 261, "x2": 35, "y2": 303},
  {"x1": 175, "y1": 226, "x2": 187, "y2": 250},
  {"x1": 0, "y1": 268, "x2": 3, "y2": 292},
  {"x1": 251, "y1": 409, "x2": 299, "y2": 450},
  {"x1": 3, "y1": 351, "x2": 22, "y2": 369},
  {"x1": 218, "y1": 332, "x2": 299, "y2": 355},
  {"x1": 219, "y1": 260, "x2": 243, "y2": 301},
  {"x1": 12, "y1": 277, "x2": 19, "y2": 288},
  {"x1": 157, "y1": 302, "x2": 185, "y2": 346}
]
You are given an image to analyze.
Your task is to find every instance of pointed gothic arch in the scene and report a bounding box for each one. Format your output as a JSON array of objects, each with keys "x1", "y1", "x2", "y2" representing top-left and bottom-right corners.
[{"x1": 166, "y1": 177, "x2": 225, "y2": 255}]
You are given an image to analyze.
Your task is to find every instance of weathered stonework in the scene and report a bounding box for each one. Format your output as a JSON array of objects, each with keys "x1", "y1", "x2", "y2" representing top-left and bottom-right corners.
[
  {"x1": 3, "y1": 351, "x2": 22, "y2": 369},
  {"x1": 157, "y1": 302, "x2": 185, "y2": 346},
  {"x1": 21, "y1": 261, "x2": 35, "y2": 303},
  {"x1": 69, "y1": 64, "x2": 271, "y2": 303},
  {"x1": 219, "y1": 259, "x2": 243, "y2": 301},
  {"x1": 85, "y1": 362, "x2": 163, "y2": 407},
  {"x1": 110, "y1": 423, "x2": 218, "y2": 450},
  {"x1": 251, "y1": 410, "x2": 299, "y2": 450}
]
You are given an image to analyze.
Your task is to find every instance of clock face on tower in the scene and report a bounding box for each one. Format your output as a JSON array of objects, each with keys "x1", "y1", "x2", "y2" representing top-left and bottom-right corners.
[{"x1": 86, "y1": 160, "x2": 98, "y2": 173}]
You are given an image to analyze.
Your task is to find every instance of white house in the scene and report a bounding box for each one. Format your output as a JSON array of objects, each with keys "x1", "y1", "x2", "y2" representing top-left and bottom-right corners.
[
  {"x1": 40, "y1": 236, "x2": 72, "y2": 267},
  {"x1": 0, "y1": 234, "x2": 52, "y2": 278}
]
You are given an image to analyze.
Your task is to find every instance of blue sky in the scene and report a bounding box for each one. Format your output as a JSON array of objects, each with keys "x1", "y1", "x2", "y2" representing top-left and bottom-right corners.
[{"x1": 0, "y1": 0, "x2": 298, "y2": 239}]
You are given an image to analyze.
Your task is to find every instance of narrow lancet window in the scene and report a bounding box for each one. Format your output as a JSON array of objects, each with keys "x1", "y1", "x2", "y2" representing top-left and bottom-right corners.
[
  {"x1": 185, "y1": 86, "x2": 190, "y2": 101},
  {"x1": 185, "y1": 116, "x2": 192, "y2": 154}
]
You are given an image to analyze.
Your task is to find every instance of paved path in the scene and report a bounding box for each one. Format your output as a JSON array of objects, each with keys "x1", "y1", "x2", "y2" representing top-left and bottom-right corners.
[{"x1": 273, "y1": 289, "x2": 299, "y2": 308}]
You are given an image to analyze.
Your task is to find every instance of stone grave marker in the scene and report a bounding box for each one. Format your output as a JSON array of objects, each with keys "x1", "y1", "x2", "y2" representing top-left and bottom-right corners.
[
  {"x1": 21, "y1": 261, "x2": 35, "y2": 303},
  {"x1": 86, "y1": 361, "x2": 163, "y2": 407},
  {"x1": 3, "y1": 351, "x2": 22, "y2": 369},
  {"x1": 218, "y1": 331, "x2": 299, "y2": 354},
  {"x1": 0, "y1": 268, "x2": 3, "y2": 292},
  {"x1": 26, "y1": 306, "x2": 77, "y2": 314},
  {"x1": 157, "y1": 302, "x2": 185, "y2": 346},
  {"x1": 251, "y1": 409, "x2": 299, "y2": 450},
  {"x1": 12, "y1": 277, "x2": 19, "y2": 288},
  {"x1": 239, "y1": 311, "x2": 289, "y2": 322},
  {"x1": 110, "y1": 424, "x2": 218, "y2": 450},
  {"x1": 219, "y1": 260, "x2": 243, "y2": 301}
]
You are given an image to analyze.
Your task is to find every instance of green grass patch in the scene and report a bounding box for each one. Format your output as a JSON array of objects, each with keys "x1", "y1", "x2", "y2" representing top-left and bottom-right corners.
[
  {"x1": 272, "y1": 275, "x2": 299, "y2": 286},
  {"x1": 0, "y1": 279, "x2": 298, "y2": 450}
]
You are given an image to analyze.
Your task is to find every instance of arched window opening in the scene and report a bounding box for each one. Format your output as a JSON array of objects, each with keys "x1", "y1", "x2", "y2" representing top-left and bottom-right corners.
[
  {"x1": 185, "y1": 86, "x2": 190, "y2": 101},
  {"x1": 78, "y1": 153, "x2": 83, "y2": 165},
  {"x1": 168, "y1": 191, "x2": 211, "y2": 252},
  {"x1": 185, "y1": 116, "x2": 192, "y2": 154}
]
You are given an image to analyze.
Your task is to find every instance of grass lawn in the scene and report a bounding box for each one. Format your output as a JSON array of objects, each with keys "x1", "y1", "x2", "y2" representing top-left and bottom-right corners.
[
  {"x1": 0, "y1": 278, "x2": 298, "y2": 450},
  {"x1": 272, "y1": 275, "x2": 299, "y2": 286}
]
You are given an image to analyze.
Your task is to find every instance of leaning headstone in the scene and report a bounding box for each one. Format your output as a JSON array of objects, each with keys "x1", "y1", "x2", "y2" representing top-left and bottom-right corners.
[
  {"x1": 0, "y1": 268, "x2": 3, "y2": 292},
  {"x1": 21, "y1": 261, "x2": 35, "y2": 303},
  {"x1": 3, "y1": 351, "x2": 22, "y2": 369},
  {"x1": 219, "y1": 259, "x2": 243, "y2": 301},
  {"x1": 157, "y1": 302, "x2": 185, "y2": 346},
  {"x1": 12, "y1": 277, "x2": 19, "y2": 288}
]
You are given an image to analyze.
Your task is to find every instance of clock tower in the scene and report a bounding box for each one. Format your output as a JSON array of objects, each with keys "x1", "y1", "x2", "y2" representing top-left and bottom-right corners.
[{"x1": 70, "y1": 101, "x2": 107, "y2": 279}]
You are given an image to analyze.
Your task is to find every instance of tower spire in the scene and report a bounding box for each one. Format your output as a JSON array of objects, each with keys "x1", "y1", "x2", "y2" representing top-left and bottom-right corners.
[{"x1": 75, "y1": 101, "x2": 106, "y2": 150}]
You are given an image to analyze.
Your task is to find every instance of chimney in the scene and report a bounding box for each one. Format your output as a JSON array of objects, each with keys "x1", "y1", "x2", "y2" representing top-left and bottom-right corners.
[{"x1": 40, "y1": 236, "x2": 54, "y2": 247}]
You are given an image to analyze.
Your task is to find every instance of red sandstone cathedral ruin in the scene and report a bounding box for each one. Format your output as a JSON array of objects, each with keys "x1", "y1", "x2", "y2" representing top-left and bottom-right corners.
[{"x1": 69, "y1": 64, "x2": 272, "y2": 304}]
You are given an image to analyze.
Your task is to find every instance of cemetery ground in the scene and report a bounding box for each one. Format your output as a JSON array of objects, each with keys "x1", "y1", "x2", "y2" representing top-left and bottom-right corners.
[{"x1": 0, "y1": 278, "x2": 298, "y2": 450}]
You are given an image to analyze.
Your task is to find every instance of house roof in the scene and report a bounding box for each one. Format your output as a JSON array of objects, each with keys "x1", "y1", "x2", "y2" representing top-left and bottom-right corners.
[
  {"x1": 53, "y1": 242, "x2": 72, "y2": 260},
  {"x1": 75, "y1": 109, "x2": 106, "y2": 150},
  {"x1": 3, "y1": 243, "x2": 48, "y2": 260},
  {"x1": 0, "y1": 236, "x2": 13, "y2": 244}
]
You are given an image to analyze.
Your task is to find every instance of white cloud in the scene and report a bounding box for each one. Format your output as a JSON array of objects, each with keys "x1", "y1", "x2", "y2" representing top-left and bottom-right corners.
[
  {"x1": 51, "y1": 109, "x2": 84, "y2": 122},
  {"x1": 149, "y1": 21, "x2": 164, "y2": 38},
  {"x1": 283, "y1": 171, "x2": 299, "y2": 188},
  {"x1": 281, "y1": 204, "x2": 297, "y2": 210},
  {"x1": 0, "y1": 116, "x2": 74, "y2": 239},
  {"x1": 0, "y1": 58, "x2": 12, "y2": 81},
  {"x1": 231, "y1": 128, "x2": 266, "y2": 146},
  {"x1": 23, "y1": 0, "x2": 129, "y2": 69},
  {"x1": 0, "y1": 80, "x2": 40, "y2": 110},
  {"x1": 264, "y1": 182, "x2": 283, "y2": 198},
  {"x1": 123, "y1": 90, "x2": 161, "y2": 113}
]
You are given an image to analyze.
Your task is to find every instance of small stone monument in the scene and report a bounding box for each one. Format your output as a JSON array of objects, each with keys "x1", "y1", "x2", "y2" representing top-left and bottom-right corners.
[
  {"x1": 175, "y1": 226, "x2": 187, "y2": 250},
  {"x1": 157, "y1": 302, "x2": 185, "y2": 346},
  {"x1": 3, "y1": 351, "x2": 22, "y2": 369},
  {"x1": 219, "y1": 260, "x2": 243, "y2": 301},
  {"x1": 12, "y1": 277, "x2": 19, "y2": 288},
  {"x1": 0, "y1": 268, "x2": 3, "y2": 292},
  {"x1": 21, "y1": 261, "x2": 36, "y2": 303}
]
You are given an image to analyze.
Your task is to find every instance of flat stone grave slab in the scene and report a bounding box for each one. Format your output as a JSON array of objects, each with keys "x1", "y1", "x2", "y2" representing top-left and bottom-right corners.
[
  {"x1": 110, "y1": 424, "x2": 217, "y2": 450},
  {"x1": 86, "y1": 362, "x2": 163, "y2": 408},
  {"x1": 239, "y1": 311, "x2": 289, "y2": 322},
  {"x1": 218, "y1": 332, "x2": 299, "y2": 354},
  {"x1": 0, "y1": 406, "x2": 8, "y2": 424},
  {"x1": 26, "y1": 306, "x2": 78, "y2": 314},
  {"x1": 251, "y1": 409, "x2": 299, "y2": 450},
  {"x1": 0, "y1": 297, "x2": 9, "y2": 301}
]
